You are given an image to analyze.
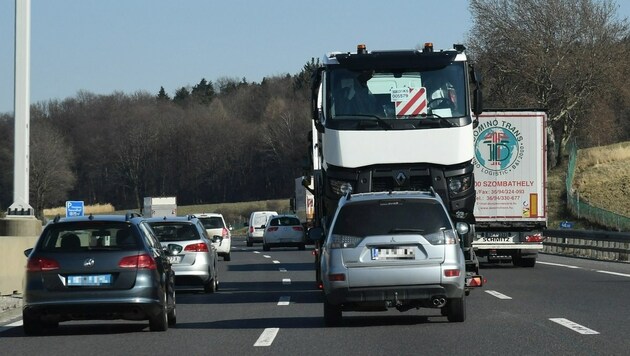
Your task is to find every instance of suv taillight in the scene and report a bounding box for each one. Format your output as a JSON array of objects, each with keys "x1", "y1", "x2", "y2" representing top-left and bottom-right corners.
[
  {"x1": 27, "y1": 257, "x2": 60, "y2": 271},
  {"x1": 249, "y1": 226, "x2": 254, "y2": 233},
  {"x1": 222, "y1": 227, "x2": 229, "y2": 238},
  {"x1": 119, "y1": 253, "x2": 157, "y2": 270},
  {"x1": 184, "y1": 243, "x2": 209, "y2": 252}
]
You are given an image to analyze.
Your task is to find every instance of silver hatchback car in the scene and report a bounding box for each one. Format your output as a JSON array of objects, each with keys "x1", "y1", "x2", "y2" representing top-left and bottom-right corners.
[
  {"x1": 147, "y1": 216, "x2": 219, "y2": 293},
  {"x1": 310, "y1": 190, "x2": 468, "y2": 326}
]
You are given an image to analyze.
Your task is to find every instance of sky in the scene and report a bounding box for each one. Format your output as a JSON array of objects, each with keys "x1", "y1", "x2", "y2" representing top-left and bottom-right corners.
[{"x1": 1, "y1": 0, "x2": 629, "y2": 114}]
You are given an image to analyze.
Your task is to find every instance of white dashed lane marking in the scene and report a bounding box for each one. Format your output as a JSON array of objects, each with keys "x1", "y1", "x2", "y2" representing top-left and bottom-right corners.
[
  {"x1": 254, "y1": 328, "x2": 280, "y2": 346},
  {"x1": 273, "y1": 260, "x2": 280, "y2": 264},
  {"x1": 263, "y1": 255, "x2": 271, "y2": 258},
  {"x1": 282, "y1": 278, "x2": 291, "y2": 285},
  {"x1": 279, "y1": 268, "x2": 287, "y2": 272},
  {"x1": 485, "y1": 290, "x2": 512, "y2": 299},
  {"x1": 278, "y1": 296, "x2": 290, "y2": 306},
  {"x1": 549, "y1": 318, "x2": 599, "y2": 335}
]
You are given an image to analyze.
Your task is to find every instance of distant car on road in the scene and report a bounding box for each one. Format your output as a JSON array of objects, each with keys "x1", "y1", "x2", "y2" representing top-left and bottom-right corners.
[
  {"x1": 262, "y1": 214, "x2": 306, "y2": 251},
  {"x1": 309, "y1": 190, "x2": 468, "y2": 326},
  {"x1": 22, "y1": 213, "x2": 177, "y2": 335},
  {"x1": 245, "y1": 211, "x2": 277, "y2": 247},
  {"x1": 193, "y1": 213, "x2": 232, "y2": 261},
  {"x1": 147, "y1": 216, "x2": 219, "y2": 293}
]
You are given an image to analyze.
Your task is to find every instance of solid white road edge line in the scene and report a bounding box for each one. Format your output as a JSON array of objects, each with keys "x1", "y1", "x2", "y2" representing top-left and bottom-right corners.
[
  {"x1": 549, "y1": 318, "x2": 599, "y2": 335},
  {"x1": 485, "y1": 290, "x2": 512, "y2": 299},
  {"x1": 596, "y1": 270, "x2": 630, "y2": 278},
  {"x1": 278, "y1": 296, "x2": 290, "y2": 306},
  {"x1": 538, "y1": 261, "x2": 581, "y2": 269},
  {"x1": 254, "y1": 328, "x2": 280, "y2": 347}
]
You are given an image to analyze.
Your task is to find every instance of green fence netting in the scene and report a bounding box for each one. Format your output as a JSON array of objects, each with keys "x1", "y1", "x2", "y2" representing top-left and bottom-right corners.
[{"x1": 566, "y1": 140, "x2": 630, "y2": 231}]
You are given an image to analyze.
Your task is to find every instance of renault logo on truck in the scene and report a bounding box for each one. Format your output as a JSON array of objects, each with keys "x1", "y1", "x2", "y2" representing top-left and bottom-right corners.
[{"x1": 395, "y1": 172, "x2": 407, "y2": 186}]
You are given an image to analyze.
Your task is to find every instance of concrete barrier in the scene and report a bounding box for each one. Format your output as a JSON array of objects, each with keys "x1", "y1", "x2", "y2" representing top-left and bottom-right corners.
[{"x1": 0, "y1": 235, "x2": 38, "y2": 295}]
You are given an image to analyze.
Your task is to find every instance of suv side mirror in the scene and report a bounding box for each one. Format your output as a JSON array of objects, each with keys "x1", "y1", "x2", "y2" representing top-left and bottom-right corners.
[{"x1": 307, "y1": 227, "x2": 325, "y2": 242}]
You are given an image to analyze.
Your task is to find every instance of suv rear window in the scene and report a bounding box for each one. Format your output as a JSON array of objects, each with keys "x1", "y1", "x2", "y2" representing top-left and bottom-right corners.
[
  {"x1": 199, "y1": 217, "x2": 224, "y2": 229},
  {"x1": 332, "y1": 199, "x2": 451, "y2": 237},
  {"x1": 39, "y1": 222, "x2": 139, "y2": 251}
]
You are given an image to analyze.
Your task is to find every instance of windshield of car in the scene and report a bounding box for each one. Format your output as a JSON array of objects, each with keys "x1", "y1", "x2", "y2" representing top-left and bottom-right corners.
[
  {"x1": 39, "y1": 222, "x2": 139, "y2": 252},
  {"x1": 148, "y1": 222, "x2": 201, "y2": 242},
  {"x1": 326, "y1": 63, "x2": 467, "y2": 127},
  {"x1": 331, "y1": 199, "x2": 451, "y2": 238},
  {"x1": 199, "y1": 217, "x2": 224, "y2": 229}
]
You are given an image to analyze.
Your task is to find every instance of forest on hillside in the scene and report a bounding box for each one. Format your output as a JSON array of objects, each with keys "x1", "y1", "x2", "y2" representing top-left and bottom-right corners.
[{"x1": 1, "y1": 0, "x2": 629, "y2": 220}]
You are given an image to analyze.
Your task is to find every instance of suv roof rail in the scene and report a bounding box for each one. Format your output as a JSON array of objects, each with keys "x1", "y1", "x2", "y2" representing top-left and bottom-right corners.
[
  {"x1": 125, "y1": 212, "x2": 142, "y2": 221},
  {"x1": 53, "y1": 214, "x2": 61, "y2": 223}
]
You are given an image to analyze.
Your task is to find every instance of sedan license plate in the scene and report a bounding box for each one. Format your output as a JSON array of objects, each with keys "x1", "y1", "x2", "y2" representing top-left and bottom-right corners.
[
  {"x1": 371, "y1": 247, "x2": 415, "y2": 260},
  {"x1": 67, "y1": 274, "x2": 112, "y2": 286},
  {"x1": 167, "y1": 255, "x2": 182, "y2": 264}
]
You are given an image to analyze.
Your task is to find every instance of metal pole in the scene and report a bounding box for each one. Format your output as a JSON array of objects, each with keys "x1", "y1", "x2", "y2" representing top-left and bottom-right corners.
[{"x1": 8, "y1": 0, "x2": 33, "y2": 216}]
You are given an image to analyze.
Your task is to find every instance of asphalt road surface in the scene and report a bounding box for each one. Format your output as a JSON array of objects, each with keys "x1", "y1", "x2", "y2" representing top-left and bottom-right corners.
[{"x1": 2, "y1": 237, "x2": 630, "y2": 355}]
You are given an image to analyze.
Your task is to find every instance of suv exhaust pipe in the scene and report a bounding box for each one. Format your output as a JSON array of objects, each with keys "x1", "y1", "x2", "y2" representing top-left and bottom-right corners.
[{"x1": 431, "y1": 297, "x2": 446, "y2": 308}]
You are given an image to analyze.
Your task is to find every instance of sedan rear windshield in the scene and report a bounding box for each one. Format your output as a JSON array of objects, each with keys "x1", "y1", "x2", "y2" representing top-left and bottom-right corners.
[
  {"x1": 332, "y1": 199, "x2": 451, "y2": 237},
  {"x1": 149, "y1": 222, "x2": 201, "y2": 242},
  {"x1": 269, "y1": 217, "x2": 301, "y2": 226},
  {"x1": 39, "y1": 222, "x2": 139, "y2": 252}
]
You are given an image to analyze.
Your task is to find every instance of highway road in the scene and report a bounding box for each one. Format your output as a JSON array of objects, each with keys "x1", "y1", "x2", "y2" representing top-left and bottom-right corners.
[{"x1": 1, "y1": 237, "x2": 630, "y2": 355}]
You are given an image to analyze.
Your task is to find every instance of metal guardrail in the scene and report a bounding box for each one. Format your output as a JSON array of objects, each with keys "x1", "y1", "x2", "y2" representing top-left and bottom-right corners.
[{"x1": 543, "y1": 229, "x2": 630, "y2": 261}]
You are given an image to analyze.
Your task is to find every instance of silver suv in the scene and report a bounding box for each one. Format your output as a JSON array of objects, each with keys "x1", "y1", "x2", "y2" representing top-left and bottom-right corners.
[{"x1": 309, "y1": 190, "x2": 468, "y2": 326}]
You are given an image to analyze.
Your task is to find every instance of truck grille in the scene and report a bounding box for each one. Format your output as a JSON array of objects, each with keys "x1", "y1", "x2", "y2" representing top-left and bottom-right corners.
[{"x1": 372, "y1": 176, "x2": 432, "y2": 191}]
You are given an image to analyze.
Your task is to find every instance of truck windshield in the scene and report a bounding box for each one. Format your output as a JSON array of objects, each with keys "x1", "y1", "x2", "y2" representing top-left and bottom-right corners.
[{"x1": 326, "y1": 63, "x2": 467, "y2": 126}]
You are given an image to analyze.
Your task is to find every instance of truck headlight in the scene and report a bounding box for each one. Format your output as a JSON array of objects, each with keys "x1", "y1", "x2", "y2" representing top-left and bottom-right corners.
[
  {"x1": 330, "y1": 179, "x2": 353, "y2": 196},
  {"x1": 447, "y1": 174, "x2": 472, "y2": 195}
]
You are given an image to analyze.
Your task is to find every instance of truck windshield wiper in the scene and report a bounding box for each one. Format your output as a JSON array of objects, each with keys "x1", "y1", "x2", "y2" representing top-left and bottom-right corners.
[
  {"x1": 416, "y1": 113, "x2": 455, "y2": 127},
  {"x1": 351, "y1": 114, "x2": 393, "y2": 130}
]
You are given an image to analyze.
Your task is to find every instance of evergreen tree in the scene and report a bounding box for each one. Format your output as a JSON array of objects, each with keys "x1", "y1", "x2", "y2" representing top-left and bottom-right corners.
[{"x1": 156, "y1": 86, "x2": 170, "y2": 101}]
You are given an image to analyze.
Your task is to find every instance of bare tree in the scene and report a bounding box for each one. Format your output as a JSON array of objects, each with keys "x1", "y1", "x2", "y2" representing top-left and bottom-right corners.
[
  {"x1": 30, "y1": 115, "x2": 76, "y2": 219},
  {"x1": 468, "y1": 0, "x2": 629, "y2": 166}
]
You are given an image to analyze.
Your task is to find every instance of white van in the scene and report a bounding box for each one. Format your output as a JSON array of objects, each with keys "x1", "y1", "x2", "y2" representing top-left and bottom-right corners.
[{"x1": 246, "y1": 211, "x2": 277, "y2": 247}]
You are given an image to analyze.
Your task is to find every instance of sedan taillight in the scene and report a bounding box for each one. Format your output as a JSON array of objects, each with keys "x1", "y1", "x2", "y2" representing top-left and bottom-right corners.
[
  {"x1": 184, "y1": 243, "x2": 209, "y2": 252},
  {"x1": 267, "y1": 227, "x2": 279, "y2": 232},
  {"x1": 292, "y1": 226, "x2": 303, "y2": 232},
  {"x1": 119, "y1": 253, "x2": 157, "y2": 270},
  {"x1": 27, "y1": 257, "x2": 60, "y2": 272}
]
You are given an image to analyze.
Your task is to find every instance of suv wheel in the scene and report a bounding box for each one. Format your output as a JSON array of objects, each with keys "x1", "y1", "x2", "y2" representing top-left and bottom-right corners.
[
  {"x1": 246, "y1": 239, "x2": 253, "y2": 247},
  {"x1": 263, "y1": 243, "x2": 270, "y2": 251},
  {"x1": 224, "y1": 252, "x2": 231, "y2": 261},
  {"x1": 446, "y1": 297, "x2": 466, "y2": 322},
  {"x1": 149, "y1": 297, "x2": 169, "y2": 331},
  {"x1": 323, "y1": 298, "x2": 342, "y2": 326},
  {"x1": 22, "y1": 312, "x2": 43, "y2": 335}
]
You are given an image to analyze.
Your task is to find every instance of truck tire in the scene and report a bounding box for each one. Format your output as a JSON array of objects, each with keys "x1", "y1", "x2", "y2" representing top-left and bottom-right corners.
[
  {"x1": 446, "y1": 297, "x2": 466, "y2": 322},
  {"x1": 324, "y1": 298, "x2": 342, "y2": 326}
]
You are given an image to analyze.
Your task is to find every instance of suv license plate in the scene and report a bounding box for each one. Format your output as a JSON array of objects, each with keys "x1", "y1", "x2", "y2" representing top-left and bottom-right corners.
[{"x1": 371, "y1": 247, "x2": 415, "y2": 260}]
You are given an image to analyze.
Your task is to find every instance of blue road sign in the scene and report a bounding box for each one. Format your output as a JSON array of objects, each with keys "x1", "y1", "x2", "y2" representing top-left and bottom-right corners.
[
  {"x1": 66, "y1": 200, "x2": 85, "y2": 217},
  {"x1": 559, "y1": 221, "x2": 574, "y2": 229}
]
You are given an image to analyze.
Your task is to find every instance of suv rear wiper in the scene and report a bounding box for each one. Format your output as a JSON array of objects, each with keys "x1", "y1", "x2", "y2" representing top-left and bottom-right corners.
[{"x1": 388, "y1": 228, "x2": 424, "y2": 234}]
